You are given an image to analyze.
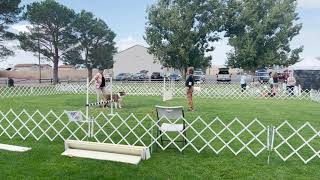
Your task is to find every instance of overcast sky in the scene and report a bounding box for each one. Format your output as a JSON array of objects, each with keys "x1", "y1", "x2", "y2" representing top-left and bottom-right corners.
[{"x1": 1, "y1": 0, "x2": 319, "y2": 68}]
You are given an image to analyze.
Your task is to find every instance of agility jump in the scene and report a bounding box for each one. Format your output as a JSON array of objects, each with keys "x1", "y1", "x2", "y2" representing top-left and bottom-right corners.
[{"x1": 63, "y1": 75, "x2": 150, "y2": 165}]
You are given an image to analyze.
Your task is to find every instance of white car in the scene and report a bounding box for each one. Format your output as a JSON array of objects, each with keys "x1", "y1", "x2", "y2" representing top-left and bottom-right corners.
[
  {"x1": 217, "y1": 68, "x2": 231, "y2": 82},
  {"x1": 194, "y1": 71, "x2": 205, "y2": 83}
]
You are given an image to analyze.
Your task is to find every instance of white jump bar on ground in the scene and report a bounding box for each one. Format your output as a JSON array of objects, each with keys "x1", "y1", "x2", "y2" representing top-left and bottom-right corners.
[
  {"x1": 0, "y1": 143, "x2": 32, "y2": 152},
  {"x1": 62, "y1": 140, "x2": 151, "y2": 165},
  {"x1": 62, "y1": 149, "x2": 142, "y2": 164}
]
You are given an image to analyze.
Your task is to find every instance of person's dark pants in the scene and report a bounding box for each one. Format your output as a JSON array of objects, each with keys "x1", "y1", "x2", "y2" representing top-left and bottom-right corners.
[
  {"x1": 241, "y1": 84, "x2": 246, "y2": 92},
  {"x1": 287, "y1": 86, "x2": 294, "y2": 96}
]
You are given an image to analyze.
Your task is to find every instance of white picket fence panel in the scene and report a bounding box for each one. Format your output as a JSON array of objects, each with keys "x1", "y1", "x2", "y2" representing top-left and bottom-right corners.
[{"x1": 0, "y1": 109, "x2": 319, "y2": 164}]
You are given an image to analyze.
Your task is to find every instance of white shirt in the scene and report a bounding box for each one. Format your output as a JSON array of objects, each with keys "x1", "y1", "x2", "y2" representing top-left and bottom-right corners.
[
  {"x1": 287, "y1": 76, "x2": 296, "y2": 86},
  {"x1": 240, "y1": 75, "x2": 246, "y2": 84},
  {"x1": 268, "y1": 77, "x2": 274, "y2": 84}
]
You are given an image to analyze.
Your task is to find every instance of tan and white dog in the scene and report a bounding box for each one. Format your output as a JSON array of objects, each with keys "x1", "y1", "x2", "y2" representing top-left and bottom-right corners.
[{"x1": 104, "y1": 91, "x2": 126, "y2": 109}]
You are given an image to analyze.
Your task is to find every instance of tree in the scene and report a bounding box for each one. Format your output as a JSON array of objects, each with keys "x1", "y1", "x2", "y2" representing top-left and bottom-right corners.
[
  {"x1": 224, "y1": 0, "x2": 303, "y2": 71},
  {"x1": 145, "y1": 0, "x2": 223, "y2": 77},
  {"x1": 64, "y1": 10, "x2": 116, "y2": 79},
  {"x1": 0, "y1": 0, "x2": 22, "y2": 60},
  {"x1": 18, "y1": 0, "x2": 77, "y2": 84}
]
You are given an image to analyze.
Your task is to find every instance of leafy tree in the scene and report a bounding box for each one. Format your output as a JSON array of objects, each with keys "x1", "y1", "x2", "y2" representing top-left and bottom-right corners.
[
  {"x1": 19, "y1": 0, "x2": 77, "y2": 84},
  {"x1": 224, "y1": 0, "x2": 303, "y2": 71},
  {"x1": 0, "y1": 0, "x2": 22, "y2": 60},
  {"x1": 145, "y1": 0, "x2": 223, "y2": 77},
  {"x1": 64, "y1": 10, "x2": 116, "y2": 79}
]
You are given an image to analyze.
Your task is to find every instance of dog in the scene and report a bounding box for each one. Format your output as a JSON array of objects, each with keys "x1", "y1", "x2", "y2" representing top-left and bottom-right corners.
[{"x1": 103, "y1": 91, "x2": 126, "y2": 109}]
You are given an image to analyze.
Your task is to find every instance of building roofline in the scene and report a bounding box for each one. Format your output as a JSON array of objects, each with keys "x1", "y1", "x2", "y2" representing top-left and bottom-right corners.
[{"x1": 116, "y1": 44, "x2": 149, "y2": 55}]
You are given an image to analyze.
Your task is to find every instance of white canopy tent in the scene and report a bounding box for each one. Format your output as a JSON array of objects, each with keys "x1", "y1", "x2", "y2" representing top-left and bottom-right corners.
[{"x1": 289, "y1": 57, "x2": 320, "y2": 70}]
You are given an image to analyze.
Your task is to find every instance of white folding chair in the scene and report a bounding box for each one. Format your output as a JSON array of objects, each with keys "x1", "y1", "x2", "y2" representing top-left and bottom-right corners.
[{"x1": 155, "y1": 106, "x2": 187, "y2": 151}]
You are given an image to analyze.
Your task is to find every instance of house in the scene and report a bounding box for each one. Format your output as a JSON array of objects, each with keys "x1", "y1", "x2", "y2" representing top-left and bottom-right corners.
[
  {"x1": 40, "y1": 64, "x2": 52, "y2": 70},
  {"x1": 59, "y1": 65, "x2": 75, "y2": 69},
  {"x1": 113, "y1": 45, "x2": 163, "y2": 76},
  {"x1": 14, "y1": 64, "x2": 52, "y2": 71}
]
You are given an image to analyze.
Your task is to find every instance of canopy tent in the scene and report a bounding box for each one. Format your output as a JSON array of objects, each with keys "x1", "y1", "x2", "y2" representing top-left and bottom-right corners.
[{"x1": 289, "y1": 57, "x2": 320, "y2": 70}]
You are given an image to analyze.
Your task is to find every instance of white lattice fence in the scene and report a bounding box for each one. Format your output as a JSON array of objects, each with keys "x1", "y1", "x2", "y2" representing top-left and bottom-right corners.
[
  {"x1": 0, "y1": 82, "x2": 314, "y2": 101},
  {"x1": 310, "y1": 90, "x2": 320, "y2": 103},
  {"x1": 91, "y1": 114, "x2": 268, "y2": 156},
  {"x1": 176, "y1": 82, "x2": 308, "y2": 100},
  {"x1": 0, "y1": 109, "x2": 89, "y2": 141},
  {"x1": 1, "y1": 109, "x2": 320, "y2": 163},
  {"x1": 0, "y1": 109, "x2": 267, "y2": 156},
  {"x1": 0, "y1": 86, "x2": 60, "y2": 97},
  {"x1": 272, "y1": 121, "x2": 320, "y2": 164}
]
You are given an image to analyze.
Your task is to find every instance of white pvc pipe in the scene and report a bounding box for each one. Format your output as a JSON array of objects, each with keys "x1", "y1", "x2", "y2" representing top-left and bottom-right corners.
[
  {"x1": 86, "y1": 77, "x2": 90, "y2": 137},
  {"x1": 163, "y1": 76, "x2": 166, "y2": 101},
  {"x1": 109, "y1": 72, "x2": 114, "y2": 115}
]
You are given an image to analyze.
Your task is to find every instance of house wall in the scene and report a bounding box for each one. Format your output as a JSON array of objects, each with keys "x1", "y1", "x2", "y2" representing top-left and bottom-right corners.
[
  {"x1": 15, "y1": 66, "x2": 38, "y2": 71},
  {"x1": 113, "y1": 45, "x2": 163, "y2": 76}
]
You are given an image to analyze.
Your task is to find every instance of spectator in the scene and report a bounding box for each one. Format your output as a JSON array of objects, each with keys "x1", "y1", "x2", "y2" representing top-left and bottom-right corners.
[
  {"x1": 286, "y1": 73, "x2": 296, "y2": 96},
  {"x1": 185, "y1": 67, "x2": 195, "y2": 111},
  {"x1": 8, "y1": 77, "x2": 14, "y2": 87},
  {"x1": 240, "y1": 73, "x2": 247, "y2": 92},
  {"x1": 272, "y1": 72, "x2": 279, "y2": 96},
  {"x1": 268, "y1": 72, "x2": 274, "y2": 97}
]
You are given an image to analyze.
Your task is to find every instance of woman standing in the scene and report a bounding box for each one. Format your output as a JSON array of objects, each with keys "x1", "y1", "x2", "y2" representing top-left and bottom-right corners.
[
  {"x1": 272, "y1": 72, "x2": 279, "y2": 96},
  {"x1": 286, "y1": 73, "x2": 296, "y2": 96},
  {"x1": 240, "y1": 73, "x2": 247, "y2": 92},
  {"x1": 185, "y1": 67, "x2": 195, "y2": 111},
  {"x1": 89, "y1": 67, "x2": 109, "y2": 104}
]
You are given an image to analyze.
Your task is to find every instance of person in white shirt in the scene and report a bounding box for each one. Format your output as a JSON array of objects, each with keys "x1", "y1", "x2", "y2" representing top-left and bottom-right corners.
[
  {"x1": 286, "y1": 73, "x2": 296, "y2": 96},
  {"x1": 268, "y1": 72, "x2": 275, "y2": 97},
  {"x1": 240, "y1": 73, "x2": 247, "y2": 92}
]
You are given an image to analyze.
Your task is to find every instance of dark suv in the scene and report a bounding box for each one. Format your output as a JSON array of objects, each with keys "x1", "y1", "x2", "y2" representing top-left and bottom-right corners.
[
  {"x1": 151, "y1": 72, "x2": 162, "y2": 80},
  {"x1": 255, "y1": 69, "x2": 269, "y2": 83},
  {"x1": 151, "y1": 72, "x2": 170, "y2": 81}
]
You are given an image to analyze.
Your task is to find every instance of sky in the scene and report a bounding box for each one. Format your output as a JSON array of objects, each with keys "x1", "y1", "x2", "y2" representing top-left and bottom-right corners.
[{"x1": 1, "y1": 0, "x2": 320, "y2": 68}]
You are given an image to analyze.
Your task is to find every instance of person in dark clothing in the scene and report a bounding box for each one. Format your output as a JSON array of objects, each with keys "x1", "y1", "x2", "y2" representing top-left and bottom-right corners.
[
  {"x1": 8, "y1": 77, "x2": 14, "y2": 87},
  {"x1": 185, "y1": 67, "x2": 195, "y2": 111}
]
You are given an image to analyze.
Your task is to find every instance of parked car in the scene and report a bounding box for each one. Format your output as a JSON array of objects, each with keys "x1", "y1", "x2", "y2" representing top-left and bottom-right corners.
[
  {"x1": 115, "y1": 73, "x2": 130, "y2": 81},
  {"x1": 194, "y1": 71, "x2": 205, "y2": 83},
  {"x1": 151, "y1": 72, "x2": 170, "y2": 81},
  {"x1": 139, "y1": 70, "x2": 148, "y2": 74},
  {"x1": 255, "y1": 69, "x2": 269, "y2": 83},
  {"x1": 194, "y1": 70, "x2": 205, "y2": 77},
  {"x1": 169, "y1": 73, "x2": 181, "y2": 81},
  {"x1": 217, "y1": 68, "x2": 231, "y2": 82},
  {"x1": 151, "y1": 72, "x2": 162, "y2": 80},
  {"x1": 131, "y1": 73, "x2": 148, "y2": 81}
]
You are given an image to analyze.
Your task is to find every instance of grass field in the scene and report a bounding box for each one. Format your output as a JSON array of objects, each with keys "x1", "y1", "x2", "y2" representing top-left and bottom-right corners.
[{"x1": 1, "y1": 95, "x2": 320, "y2": 179}]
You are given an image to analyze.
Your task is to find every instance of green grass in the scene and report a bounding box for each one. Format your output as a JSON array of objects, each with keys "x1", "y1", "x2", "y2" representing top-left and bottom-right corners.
[{"x1": 1, "y1": 95, "x2": 320, "y2": 179}]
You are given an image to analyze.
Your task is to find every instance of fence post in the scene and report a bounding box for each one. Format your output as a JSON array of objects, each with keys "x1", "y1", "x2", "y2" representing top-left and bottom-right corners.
[
  {"x1": 91, "y1": 116, "x2": 95, "y2": 138},
  {"x1": 267, "y1": 125, "x2": 275, "y2": 164}
]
